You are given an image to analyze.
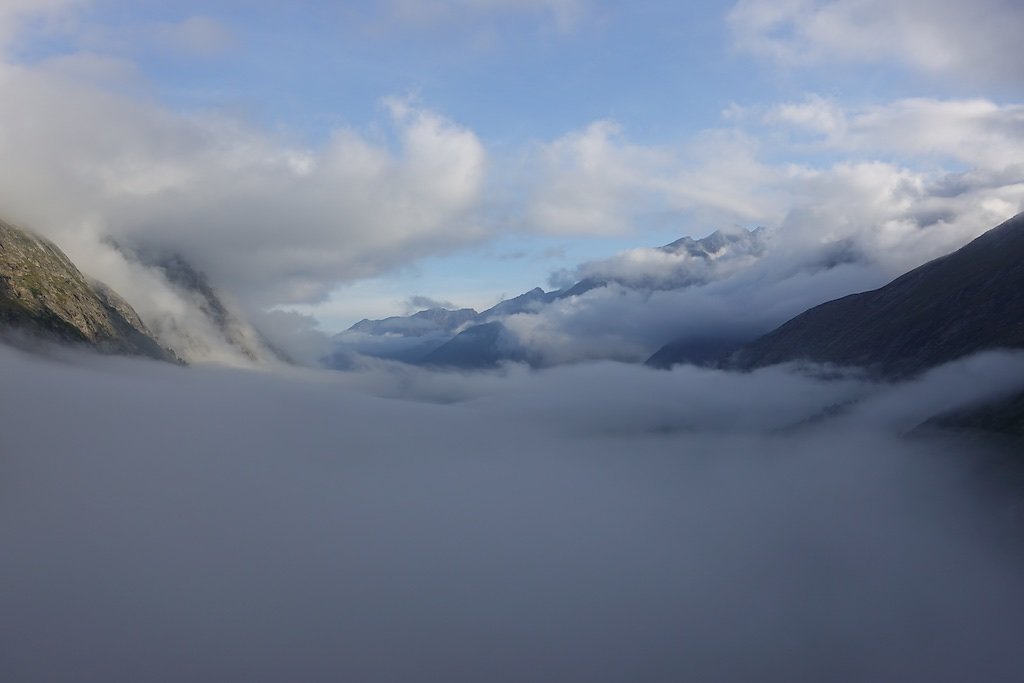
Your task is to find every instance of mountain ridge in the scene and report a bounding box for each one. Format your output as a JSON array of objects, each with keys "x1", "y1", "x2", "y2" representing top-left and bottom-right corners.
[
  {"x1": 727, "y1": 212, "x2": 1024, "y2": 378},
  {"x1": 331, "y1": 226, "x2": 769, "y2": 369}
]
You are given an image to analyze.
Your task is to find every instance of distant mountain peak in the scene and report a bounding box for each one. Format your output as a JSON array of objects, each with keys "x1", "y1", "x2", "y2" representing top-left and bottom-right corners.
[{"x1": 660, "y1": 225, "x2": 769, "y2": 259}]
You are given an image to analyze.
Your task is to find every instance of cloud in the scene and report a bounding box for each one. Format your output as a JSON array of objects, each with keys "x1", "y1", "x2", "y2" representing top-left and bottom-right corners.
[
  {"x1": 405, "y1": 295, "x2": 458, "y2": 311},
  {"x1": 505, "y1": 261, "x2": 885, "y2": 365},
  {"x1": 0, "y1": 66, "x2": 487, "y2": 308},
  {"x1": 511, "y1": 159, "x2": 1021, "y2": 364},
  {"x1": 523, "y1": 122, "x2": 781, "y2": 236},
  {"x1": 2, "y1": 344, "x2": 1024, "y2": 681},
  {"x1": 0, "y1": 0, "x2": 83, "y2": 53},
  {"x1": 727, "y1": 0, "x2": 1024, "y2": 85},
  {"x1": 762, "y1": 96, "x2": 1024, "y2": 169},
  {"x1": 528, "y1": 96, "x2": 1024, "y2": 240},
  {"x1": 524, "y1": 120, "x2": 674, "y2": 235},
  {"x1": 499, "y1": 96, "x2": 1024, "y2": 366}
]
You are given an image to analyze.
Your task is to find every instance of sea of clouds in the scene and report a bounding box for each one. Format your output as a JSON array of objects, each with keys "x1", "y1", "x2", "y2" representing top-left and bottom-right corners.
[{"x1": 3, "y1": 344, "x2": 1024, "y2": 682}]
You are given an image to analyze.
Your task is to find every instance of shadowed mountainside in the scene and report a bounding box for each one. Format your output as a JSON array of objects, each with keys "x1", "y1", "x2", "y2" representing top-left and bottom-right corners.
[{"x1": 728, "y1": 212, "x2": 1024, "y2": 378}]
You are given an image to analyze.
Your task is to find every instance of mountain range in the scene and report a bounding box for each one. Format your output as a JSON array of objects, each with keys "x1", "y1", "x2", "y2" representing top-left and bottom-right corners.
[{"x1": 331, "y1": 225, "x2": 771, "y2": 369}]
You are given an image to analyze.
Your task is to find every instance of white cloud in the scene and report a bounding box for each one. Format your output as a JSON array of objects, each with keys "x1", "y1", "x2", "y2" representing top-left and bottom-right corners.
[
  {"x1": 523, "y1": 122, "x2": 781, "y2": 237},
  {"x1": 506, "y1": 154, "x2": 1023, "y2": 365},
  {"x1": 0, "y1": 64, "x2": 487, "y2": 307},
  {"x1": 762, "y1": 96, "x2": 1024, "y2": 169},
  {"x1": 524, "y1": 96, "x2": 1024, "y2": 250},
  {"x1": 728, "y1": 0, "x2": 1024, "y2": 84},
  {"x1": 525, "y1": 121, "x2": 675, "y2": 235},
  {"x1": 499, "y1": 96, "x2": 1024, "y2": 365},
  {"x1": 763, "y1": 93, "x2": 847, "y2": 136}
]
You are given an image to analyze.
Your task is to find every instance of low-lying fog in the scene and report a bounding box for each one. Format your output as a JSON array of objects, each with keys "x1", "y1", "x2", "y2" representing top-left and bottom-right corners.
[{"x1": 2, "y1": 345, "x2": 1024, "y2": 682}]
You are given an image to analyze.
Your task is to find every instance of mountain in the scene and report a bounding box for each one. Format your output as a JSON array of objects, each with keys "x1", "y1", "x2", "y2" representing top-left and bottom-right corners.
[
  {"x1": 570, "y1": 225, "x2": 770, "y2": 293},
  {"x1": 0, "y1": 218, "x2": 177, "y2": 362},
  {"x1": 419, "y1": 321, "x2": 527, "y2": 369},
  {"x1": 645, "y1": 336, "x2": 747, "y2": 370},
  {"x1": 923, "y1": 390, "x2": 1024, "y2": 441},
  {"x1": 727, "y1": 212, "x2": 1024, "y2": 378},
  {"x1": 479, "y1": 287, "x2": 558, "y2": 319},
  {"x1": 660, "y1": 225, "x2": 769, "y2": 259},
  {"x1": 331, "y1": 226, "x2": 769, "y2": 370},
  {"x1": 349, "y1": 307, "x2": 479, "y2": 336}
]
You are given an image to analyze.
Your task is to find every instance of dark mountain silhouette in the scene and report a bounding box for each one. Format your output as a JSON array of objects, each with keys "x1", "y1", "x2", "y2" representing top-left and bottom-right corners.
[
  {"x1": 923, "y1": 390, "x2": 1024, "y2": 441},
  {"x1": 646, "y1": 336, "x2": 747, "y2": 370},
  {"x1": 349, "y1": 307, "x2": 479, "y2": 336},
  {"x1": 419, "y1": 321, "x2": 527, "y2": 369},
  {"x1": 728, "y1": 212, "x2": 1024, "y2": 378}
]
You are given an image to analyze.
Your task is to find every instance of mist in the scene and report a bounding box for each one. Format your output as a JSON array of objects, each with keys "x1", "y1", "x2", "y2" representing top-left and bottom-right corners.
[{"x1": 3, "y1": 344, "x2": 1024, "y2": 682}]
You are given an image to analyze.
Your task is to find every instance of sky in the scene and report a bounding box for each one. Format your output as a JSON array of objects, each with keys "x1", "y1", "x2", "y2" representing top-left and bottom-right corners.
[{"x1": 0, "y1": 0, "x2": 1023, "y2": 331}]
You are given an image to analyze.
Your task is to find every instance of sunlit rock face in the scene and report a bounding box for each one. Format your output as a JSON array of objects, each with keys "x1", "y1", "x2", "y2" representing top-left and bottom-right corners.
[{"x1": 0, "y1": 218, "x2": 177, "y2": 362}]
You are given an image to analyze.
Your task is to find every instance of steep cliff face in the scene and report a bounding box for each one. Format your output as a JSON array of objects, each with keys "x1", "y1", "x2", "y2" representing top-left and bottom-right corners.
[{"x1": 0, "y1": 219, "x2": 177, "y2": 362}]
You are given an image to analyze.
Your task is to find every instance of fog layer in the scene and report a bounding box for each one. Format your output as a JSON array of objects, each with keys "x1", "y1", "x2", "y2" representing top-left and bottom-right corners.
[{"x1": 2, "y1": 346, "x2": 1024, "y2": 682}]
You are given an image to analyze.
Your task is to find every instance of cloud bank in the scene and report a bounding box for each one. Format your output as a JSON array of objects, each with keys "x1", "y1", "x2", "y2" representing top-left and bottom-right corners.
[
  {"x1": 728, "y1": 0, "x2": 1024, "y2": 85},
  {"x1": 0, "y1": 72, "x2": 486, "y2": 306},
  {"x1": 2, "y1": 345, "x2": 1024, "y2": 682}
]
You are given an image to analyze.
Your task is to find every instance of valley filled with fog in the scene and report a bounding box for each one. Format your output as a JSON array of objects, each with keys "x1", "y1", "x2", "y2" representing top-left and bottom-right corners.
[
  {"x1": 3, "y1": 1, "x2": 1024, "y2": 681},
  {"x1": 3, "y1": 344, "x2": 1024, "y2": 682}
]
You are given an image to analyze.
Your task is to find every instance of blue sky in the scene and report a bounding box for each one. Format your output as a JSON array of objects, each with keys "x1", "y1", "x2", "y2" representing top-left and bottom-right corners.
[{"x1": 2, "y1": 0, "x2": 1023, "y2": 330}]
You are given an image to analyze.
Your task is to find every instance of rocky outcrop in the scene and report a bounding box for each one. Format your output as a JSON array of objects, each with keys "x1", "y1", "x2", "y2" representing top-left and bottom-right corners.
[{"x1": 0, "y1": 218, "x2": 177, "y2": 362}]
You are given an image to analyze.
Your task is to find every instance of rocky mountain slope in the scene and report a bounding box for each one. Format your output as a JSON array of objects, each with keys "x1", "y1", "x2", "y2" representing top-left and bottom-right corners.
[
  {"x1": 728, "y1": 212, "x2": 1024, "y2": 378},
  {"x1": 0, "y1": 218, "x2": 177, "y2": 361}
]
